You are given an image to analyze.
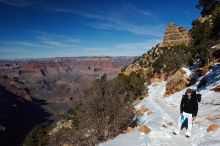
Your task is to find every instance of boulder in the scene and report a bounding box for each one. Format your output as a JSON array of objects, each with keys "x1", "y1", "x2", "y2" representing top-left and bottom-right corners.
[
  {"x1": 136, "y1": 106, "x2": 150, "y2": 116},
  {"x1": 126, "y1": 127, "x2": 134, "y2": 133},
  {"x1": 138, "y1": 125, "x2": 151, "y2": 134},
  {"x1": 207, "y1": 123, "x2": 218, "y2": 132}
]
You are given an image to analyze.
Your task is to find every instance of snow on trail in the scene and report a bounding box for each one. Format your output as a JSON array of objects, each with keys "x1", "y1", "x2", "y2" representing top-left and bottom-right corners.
[
  {"x1": 101, "y1": 81, "x2": 191, "y2": 146},
  {"x1": 135, "y1": 82, "x2": 182, "y2": 146},
  {"x1": 135, "y1": 81, "x2": 199, "y2": 146},
  {"x1": 100, "y1": 65, "x2": 220, "y2": 146}
]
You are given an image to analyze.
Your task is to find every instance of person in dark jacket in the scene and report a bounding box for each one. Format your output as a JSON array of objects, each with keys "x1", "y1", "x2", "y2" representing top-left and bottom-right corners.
[{"x1": 174, "y1": 88, "x2": 198, "y2": 137}]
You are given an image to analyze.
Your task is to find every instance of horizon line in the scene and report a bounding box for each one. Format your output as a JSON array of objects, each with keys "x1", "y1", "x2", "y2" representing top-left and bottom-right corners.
[{"x1": 0, "y1": 55, "x2": 138, "y2": 61}]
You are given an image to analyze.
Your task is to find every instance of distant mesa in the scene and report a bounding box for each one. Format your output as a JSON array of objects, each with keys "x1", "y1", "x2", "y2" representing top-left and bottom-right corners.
[{"x1": 159, "y1": 22, "x2": 191, "y2": 47}]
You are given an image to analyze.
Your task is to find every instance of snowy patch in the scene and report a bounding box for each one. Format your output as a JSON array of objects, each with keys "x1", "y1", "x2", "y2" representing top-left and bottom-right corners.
[
  {"x1": 182, "y1": 67, "x2": 192, "y2": 77},
  {"x1": 99, "y1": 131, "x2": 150, "y2": 146},
  {"x1": 199, "y1": 140, "x2": 220, "y2": 146}
]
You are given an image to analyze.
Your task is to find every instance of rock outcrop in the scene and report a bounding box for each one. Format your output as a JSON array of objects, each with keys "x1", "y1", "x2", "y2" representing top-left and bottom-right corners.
[
  {"x1": 151, "y1": 71, "x2": 168, "y2": 83},
  {"x1": 122, "y1": 23, "x2": 191, "y2": 77},
  {"x1": 211, "y1": 44, "x2": 220, "y2": 62},
  {"x1": 0, "y1": 77, "x2": 31, "y2": 100},
  {"x1": 199, "y1": 15, "x2": 213, "y2": 24},
  {"x1": 164, "y1": 68, "x2": 192, "y2": 96},
  {"x1": 49, "y1": 120, "x2": 73, "y2": 135},
  {"x1": 123, "y1": 64, "x2": 143, "y2": 76},
  {"x1": 211, "y1": 85, "x2": 220, "y2": 92},
  {"x1": 160, "y1": 23, "x2": 191, "y2": 47}
]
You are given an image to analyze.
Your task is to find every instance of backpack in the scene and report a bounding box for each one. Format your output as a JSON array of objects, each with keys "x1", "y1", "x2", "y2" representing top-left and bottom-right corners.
[{"x1": 195, "y1": 93, "x2": 202, "y2": 102}]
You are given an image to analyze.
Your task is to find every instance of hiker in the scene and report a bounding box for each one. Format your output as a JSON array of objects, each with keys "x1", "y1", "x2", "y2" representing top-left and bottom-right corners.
[{"x1": 174, "y1": 88, "x2": 198, "y2": 137}]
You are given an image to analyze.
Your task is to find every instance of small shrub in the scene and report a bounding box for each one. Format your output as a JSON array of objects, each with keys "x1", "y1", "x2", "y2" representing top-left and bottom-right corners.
[
  {"x1": 22, "y1": 122, "x2": 50, "y2": 146},
  {"x1": 139, "y1": 96, "x2": 144, "y2": 100}
]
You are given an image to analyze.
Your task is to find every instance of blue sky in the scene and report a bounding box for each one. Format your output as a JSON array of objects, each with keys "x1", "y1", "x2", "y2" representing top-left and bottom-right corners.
[{"x1": 0, "y1": 0, "x2": 200, "y2": 59}]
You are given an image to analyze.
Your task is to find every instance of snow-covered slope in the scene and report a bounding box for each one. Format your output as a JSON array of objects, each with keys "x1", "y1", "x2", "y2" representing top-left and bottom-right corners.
[{"x1": 100, "y1": 64, "x2": 220, "y2": 146}]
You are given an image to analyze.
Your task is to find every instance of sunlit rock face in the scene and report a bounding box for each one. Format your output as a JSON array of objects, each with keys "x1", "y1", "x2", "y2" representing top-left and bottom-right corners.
[{"x1": 160, "y1": 23, "x2": 191, "y2": 47}]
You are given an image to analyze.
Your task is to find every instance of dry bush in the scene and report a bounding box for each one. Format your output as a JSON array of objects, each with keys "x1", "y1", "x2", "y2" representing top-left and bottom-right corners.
[{"x1": 49, "y1": 73, "x2": 144, "y2": 145}]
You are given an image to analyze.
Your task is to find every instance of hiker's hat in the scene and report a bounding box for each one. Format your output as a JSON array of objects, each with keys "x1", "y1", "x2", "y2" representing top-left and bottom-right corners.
[{"x1": 186, "y1": 88, "x2": 193, "y2": 93}]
